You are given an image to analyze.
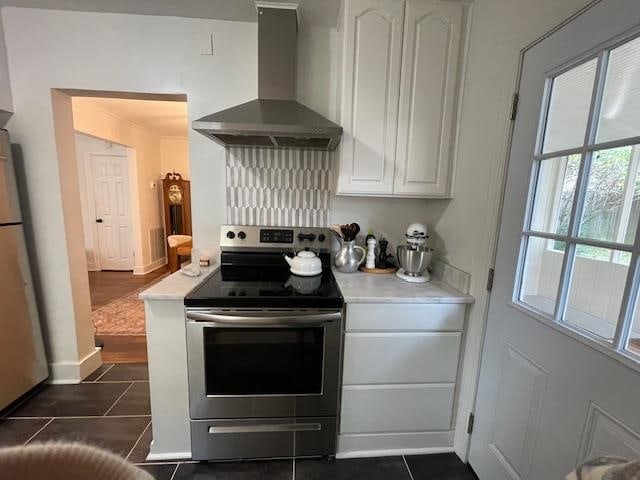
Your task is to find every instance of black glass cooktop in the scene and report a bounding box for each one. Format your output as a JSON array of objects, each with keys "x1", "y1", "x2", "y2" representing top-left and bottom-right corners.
[{"x1": 184, "y1": 252, "x2": 343, "y2": 309}]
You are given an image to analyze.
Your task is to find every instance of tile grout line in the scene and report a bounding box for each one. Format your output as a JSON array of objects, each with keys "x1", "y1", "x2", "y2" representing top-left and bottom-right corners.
[
  {"x1": 169, "y1": 463, "x2": 180, "y2": 480},
  {"x1": 93, "y1": 364, "x2": 115, "y2": 382},
  {"x1": 23, "y1": 418, "x2": 54, "y2": 445},
  {"x1": 93, "y1": 380, "x2": 150, "y2": 384},
  {"x1": 403, "y1": 455, "x2": 416, "y2": 480},
  {"x1": 103, "y1": 382, "x2": 135, "y2": 417},
  {"x1": 125, "y1": 419, "x2": 151, "y2": 462}
]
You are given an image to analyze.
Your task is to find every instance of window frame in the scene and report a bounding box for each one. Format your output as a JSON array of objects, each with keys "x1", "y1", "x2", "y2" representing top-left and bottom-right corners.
[{"x1": 514, "y1": 29, "x2": 640, "y2": 365}]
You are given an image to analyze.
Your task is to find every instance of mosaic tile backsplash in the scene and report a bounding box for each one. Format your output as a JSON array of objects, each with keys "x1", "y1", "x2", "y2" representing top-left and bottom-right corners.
[{"x1": 226, "y1": 147, "x2": 332, "y2": 227}]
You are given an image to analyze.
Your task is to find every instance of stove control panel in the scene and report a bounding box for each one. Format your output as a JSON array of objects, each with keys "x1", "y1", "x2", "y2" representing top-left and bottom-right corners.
[
  {"x1": 220, "y1": 225, "x2": 331, "y2": 251},
  {"x1": 260, "y1": 229, "x2": 294, "y2": 244}
]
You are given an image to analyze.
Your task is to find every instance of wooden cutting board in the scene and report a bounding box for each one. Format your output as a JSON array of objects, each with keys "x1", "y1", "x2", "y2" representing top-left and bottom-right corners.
[{"x1": 360, "y1": 266, "x2": 398, "y2": 274}]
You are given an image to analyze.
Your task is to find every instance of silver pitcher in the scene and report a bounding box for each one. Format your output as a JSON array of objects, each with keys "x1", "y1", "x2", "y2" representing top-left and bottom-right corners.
[{"x1": 334, "y1": 240, "x2": 366, "y2": 273}]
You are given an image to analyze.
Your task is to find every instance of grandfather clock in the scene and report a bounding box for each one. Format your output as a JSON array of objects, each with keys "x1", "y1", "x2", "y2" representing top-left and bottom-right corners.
[{"x1": 161, "y1": 172, "x2": 192, "y2": 236}]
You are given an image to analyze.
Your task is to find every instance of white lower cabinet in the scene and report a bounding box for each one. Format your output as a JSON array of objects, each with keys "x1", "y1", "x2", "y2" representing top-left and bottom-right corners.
[
  {"x1": 341, "y1": 384, "x2": 455, "y2": 433},
  {"x1": 343, "y1": 332, "x2": 461, "y2": 384},
  {"x1": 338, "y1": 303, "x2": 465, "y2": 457}
]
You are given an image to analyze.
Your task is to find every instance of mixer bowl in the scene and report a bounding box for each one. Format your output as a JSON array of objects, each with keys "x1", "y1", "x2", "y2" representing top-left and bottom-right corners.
[{"x1": 396, "y1": 245, "x2": 434, "y2": 276}]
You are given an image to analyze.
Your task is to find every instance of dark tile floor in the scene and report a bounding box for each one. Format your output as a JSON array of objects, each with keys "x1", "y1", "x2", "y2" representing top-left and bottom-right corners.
[{"x1": 0, "y1": 363, "x2": 475, "y2": 480}]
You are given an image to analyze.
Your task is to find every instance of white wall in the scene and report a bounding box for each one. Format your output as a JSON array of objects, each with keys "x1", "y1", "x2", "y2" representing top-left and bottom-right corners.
[
  {"x1": 2, "y1": 7, "x2": 257, "y2": 381},
  {"x1": 48, "y1": 90, "x2": 101, "y2": 382},
  {"x1": 0, "y1": 9, "x2": 12, "y2": 113},
  {"x1": 160, "y1": 137, "x2": 189, "y2": 179}
]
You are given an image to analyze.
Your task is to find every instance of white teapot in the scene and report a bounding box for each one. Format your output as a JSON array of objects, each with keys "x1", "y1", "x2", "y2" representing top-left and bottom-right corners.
[{"x1": 284, "y1": 249, "x2": 322, "y2": 276}]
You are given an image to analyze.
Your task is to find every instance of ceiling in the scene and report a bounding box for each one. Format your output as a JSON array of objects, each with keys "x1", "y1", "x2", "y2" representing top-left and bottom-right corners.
[
  {"x1": 0, "y1": 0, "x2": 343, "y2": 27},
  {"x1": 72, "y1": 97, "x2": 188, "y2": 137}
]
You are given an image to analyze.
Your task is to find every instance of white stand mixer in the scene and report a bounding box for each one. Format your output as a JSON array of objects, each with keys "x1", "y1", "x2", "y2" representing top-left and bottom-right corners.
[{"x1": 396, "y1": 223, "x2": 433, "y2": 283}]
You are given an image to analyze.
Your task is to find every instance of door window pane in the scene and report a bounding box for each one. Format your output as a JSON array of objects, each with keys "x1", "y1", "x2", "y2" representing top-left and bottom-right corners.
[
  {"x1": 564, "y1": 247, "x2": 629, "y2": 341},
  {"x1": 520, "y1": 237, "x2": 565, "y2": 315},
  {"x1": 578, "y1": 146, "x2": 640, "y2": 244},
  {"x1": 597, "y1": 36, "x2": 640, "y2": 143},
  {"x1": 542, "y1": 59, "x2": 597, "y2": 153},
  {"x1": 530, "y1": 155, "x2": 580, "y2": 234}
]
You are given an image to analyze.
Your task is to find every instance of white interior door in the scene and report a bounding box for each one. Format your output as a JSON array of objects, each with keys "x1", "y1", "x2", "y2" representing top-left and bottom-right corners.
[
  {"x1": 92, "y1": 154, "x2": 133, "y2": 271},
  {"x1": 469, "y1": 1, "x2": 640, "y2": 479}
]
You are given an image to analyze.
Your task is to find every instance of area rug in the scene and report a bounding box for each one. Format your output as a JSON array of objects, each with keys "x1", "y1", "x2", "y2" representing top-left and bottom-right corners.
[{"x1": 92, "y1": 274, "x2": 169, "y2": 335}]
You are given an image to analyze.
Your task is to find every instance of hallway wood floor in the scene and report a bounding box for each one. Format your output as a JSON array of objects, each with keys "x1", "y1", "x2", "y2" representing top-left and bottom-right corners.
[
  {"x1": 89, "y1": 266, "x2": 169, "y2": 364},
  {"x1": 88, "y1": 266, "x2": 169, "y2": 310}
]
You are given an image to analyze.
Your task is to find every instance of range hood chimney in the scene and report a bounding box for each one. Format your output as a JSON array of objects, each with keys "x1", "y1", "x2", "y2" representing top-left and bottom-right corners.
[{"x1": 193, "y1": 5, "x2": 342, "y2": 151}]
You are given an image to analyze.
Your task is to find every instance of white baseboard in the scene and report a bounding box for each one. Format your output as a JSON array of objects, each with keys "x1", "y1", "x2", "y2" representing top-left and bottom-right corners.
[
  {"x1": 146, "y1": 451, "x2": 192, "y2": 461},
  {"x1": 337, "y1": 431, "x2": 454, "y2": 459},
  {"x1": 337, "y1": 446, "x2": 455, "y2": 459},
  {"x1": 48, "y1": 347, "x2": 102, "y2": 384},
  {"x1": 133, "y1": 257, "x2": 167, "y2": 275}
]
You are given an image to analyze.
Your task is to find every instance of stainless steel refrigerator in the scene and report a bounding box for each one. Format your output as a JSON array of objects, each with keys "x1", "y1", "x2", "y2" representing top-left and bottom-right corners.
[{"x1": 0, "y1": 128, "x2": 48, "y2": 411}]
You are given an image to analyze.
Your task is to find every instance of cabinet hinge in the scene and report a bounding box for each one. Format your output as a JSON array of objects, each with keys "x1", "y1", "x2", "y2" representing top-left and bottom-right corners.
[
  {"x1": 467, "y1": 413, "x2": 475, "y2": 434},
  {"x1": 510, "y1": 93, "x2": 519, "y2": 121},
  {"x1": 486, "y1": 268, "x2": 495, "y2": 292}
]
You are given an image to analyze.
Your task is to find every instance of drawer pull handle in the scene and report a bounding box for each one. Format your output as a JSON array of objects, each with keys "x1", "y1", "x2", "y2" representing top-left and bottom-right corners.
[{"x1": 208, "y1": 423, "x2": 322, "y2": 434}]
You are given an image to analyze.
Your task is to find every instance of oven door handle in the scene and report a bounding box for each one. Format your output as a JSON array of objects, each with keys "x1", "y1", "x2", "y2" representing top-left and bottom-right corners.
[
  {"x1": 186, "y1": 311, "x2": 341, "y2": 326},
  {"x1": 208, "y1": 422, "x2": 322, "y2": 434}
]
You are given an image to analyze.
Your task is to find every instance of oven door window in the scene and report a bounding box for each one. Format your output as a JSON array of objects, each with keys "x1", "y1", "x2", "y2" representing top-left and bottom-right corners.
[{"x1": 203, "y1": 327, "x2": 324, "y2": 395}]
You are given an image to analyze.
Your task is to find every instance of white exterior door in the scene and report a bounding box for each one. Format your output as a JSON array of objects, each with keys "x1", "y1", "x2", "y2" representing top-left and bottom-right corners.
[
  {"x1": 470, "y1": 1, "x2": 640, "y2": 479},
  {"x1": 92, "y1": 154, "x2": 133, "y2": 271}
]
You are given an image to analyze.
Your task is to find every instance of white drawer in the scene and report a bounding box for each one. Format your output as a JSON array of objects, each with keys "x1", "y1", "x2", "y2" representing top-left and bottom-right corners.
[
  {"x1": 340, "y1": 384, "x2": 455, "y2": 433},
  {"x1": 343, "y1": 332, "x2": 461, "y2": 384},
  {"x1": 345, "y1": 303, "x2": 465, "y2": 331}
]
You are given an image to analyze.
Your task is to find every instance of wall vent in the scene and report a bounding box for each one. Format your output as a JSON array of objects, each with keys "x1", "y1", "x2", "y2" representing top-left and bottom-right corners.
[{"x1": 149, "y1": 226, "x2": 166, "y2": 261}]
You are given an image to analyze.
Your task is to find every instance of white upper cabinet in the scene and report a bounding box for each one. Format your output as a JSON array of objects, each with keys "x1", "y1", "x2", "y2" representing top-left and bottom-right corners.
[
  {"x1": 394, "y1": 0, "x2": 465, "y2": 196},
  {"x1": 338, "y1": 0, "x2": 468, "y2": 198},
  {"x1": 338, "y1": 0, "x2": 405, "y2": 195}
]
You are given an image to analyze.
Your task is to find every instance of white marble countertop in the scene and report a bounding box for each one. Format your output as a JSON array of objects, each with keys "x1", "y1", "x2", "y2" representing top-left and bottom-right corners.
[
  {"x1": 138, "y1": 252, "x2": 473, "y2": 304},
  {"x1": 333, "y1": 269, "x2": 474, "y2": 304},
  {"x1": 139, "y1": 263, "x2": 219, "y2": 301}
]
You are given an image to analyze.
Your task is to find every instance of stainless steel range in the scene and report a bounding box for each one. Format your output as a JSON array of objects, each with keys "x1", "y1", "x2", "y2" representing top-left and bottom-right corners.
[{"x1": 185, "y1": 225, "x2": 344, "y2": 461}]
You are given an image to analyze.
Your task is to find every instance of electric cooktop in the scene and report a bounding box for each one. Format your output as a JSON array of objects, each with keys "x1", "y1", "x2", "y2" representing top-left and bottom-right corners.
[{"x1": 184, "y1": 226, "x2": 344, "y2": 309}]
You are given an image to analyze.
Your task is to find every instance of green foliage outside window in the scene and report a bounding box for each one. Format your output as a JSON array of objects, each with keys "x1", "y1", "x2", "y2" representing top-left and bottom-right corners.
[{"x1": 551, "y1": 146, "x2": 636, "y2": 265}]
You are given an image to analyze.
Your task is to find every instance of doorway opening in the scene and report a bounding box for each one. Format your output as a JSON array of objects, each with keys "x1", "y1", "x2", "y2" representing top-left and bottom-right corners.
[{"x1": 63, "y1": 91, "x2": 190, "y2": 363}]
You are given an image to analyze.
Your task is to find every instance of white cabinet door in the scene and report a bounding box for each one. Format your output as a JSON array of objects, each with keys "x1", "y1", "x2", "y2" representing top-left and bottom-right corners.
[
  {"x1": 343, "y1": 332, "x2": 462, "y2": 384},
  {"x1": 338, "y1": 0, "x2": 405, "y2": 195},
  {"x1": 346, "y1": 303, "x2": 465, "y2": 331},
  {"x1": 394, "y1": 0, "x2": 465, "y2": 196},
  {"x1": 341, "y1": 384, "x2": 455, "y2": 433}
]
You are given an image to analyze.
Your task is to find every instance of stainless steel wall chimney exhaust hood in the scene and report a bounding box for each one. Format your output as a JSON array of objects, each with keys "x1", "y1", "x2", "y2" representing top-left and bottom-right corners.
[{"x1": 193, "y1": 5, "x2": 342, "y2": 151}]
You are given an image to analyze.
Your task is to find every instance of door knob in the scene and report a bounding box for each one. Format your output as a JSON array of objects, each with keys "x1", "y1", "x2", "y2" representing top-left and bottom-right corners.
[{"x1": 96, "y1": 218, "x2": 103, "y2": 223}]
